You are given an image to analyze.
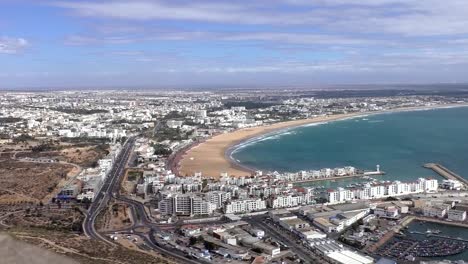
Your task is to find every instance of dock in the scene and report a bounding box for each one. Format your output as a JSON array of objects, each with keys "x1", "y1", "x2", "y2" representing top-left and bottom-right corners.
[
  {"x1": 423, "y1": 163, "x2": 468, "y2": 185},
  {"x1": 409, "y1": 231, "x2": 468, "y2": 242},
  {"x1": 365, "y1": 215, "x2": 414, "y2": 253}
]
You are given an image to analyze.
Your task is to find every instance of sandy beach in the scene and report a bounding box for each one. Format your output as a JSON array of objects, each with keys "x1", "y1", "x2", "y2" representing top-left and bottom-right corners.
[
  {"x1": 178, "y1": 112, "x2": 364, "y2": 178},
  {"x1": 177, "y1": 103, "x2": 468, "y2": 178}
]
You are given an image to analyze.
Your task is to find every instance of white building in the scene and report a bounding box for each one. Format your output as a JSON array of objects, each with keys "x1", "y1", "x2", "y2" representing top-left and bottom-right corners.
[
  {"x1": 448, "y1": 209, "x2": 467, "y2": 221},
  {"x1": 158, "y1": 194, "x2": 216, "y2": 216},
  {"x1": 310, "y1": 239, "x2": 374, "y2": 264},
  {"x1": 423, "y1": 205, "x2": 447, "y2": 218},
  {"x1": 269, "y1": 194, "x2": 311, "y2": 208},
  {"x1": 373, "y1": 205, "x2": 399, "y2": 218},
  {"x1": 224, "y1": 199, "x2": 267, "y2": 214},
  {"x1": 441, "y1": 179, "x2": 463, "y2": 190},
  {"x1": 326, "y1": 178, "x2": 438, "y2": 204},
  {"x1": 205, "y1": 191, "x2": 231, "y2": 209},
  {"x1": 166, "y1": 120, "x2": 184, "y2": 128},
  {"x1": 194, "y1": 110, "x2": 207, "y2": 118}
]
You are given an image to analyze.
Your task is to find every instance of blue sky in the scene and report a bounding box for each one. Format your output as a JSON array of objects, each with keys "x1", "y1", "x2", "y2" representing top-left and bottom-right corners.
[{"x1": 2, "y1": 0, "x2": 468, "y2": 88}]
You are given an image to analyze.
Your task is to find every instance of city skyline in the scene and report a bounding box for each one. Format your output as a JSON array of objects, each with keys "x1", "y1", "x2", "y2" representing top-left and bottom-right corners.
[{"x1": 2, "y1": 0, "x2": 468, "y2": 88}]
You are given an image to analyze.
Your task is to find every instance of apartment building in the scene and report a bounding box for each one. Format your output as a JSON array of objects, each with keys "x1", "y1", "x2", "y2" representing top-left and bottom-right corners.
[{"x1": 224, "y1": 199, "x2": 267, "y2": 214}]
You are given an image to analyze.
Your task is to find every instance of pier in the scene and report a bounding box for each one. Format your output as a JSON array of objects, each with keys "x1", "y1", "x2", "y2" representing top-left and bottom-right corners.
[
  {"x1": 409, "y1": 231, "x2": 468, "y2": 242},
  {"x1": 423, "y1": 163, "x2": 468, "y2": 185},
  {"x1": 365, "y1": 216, "x2": 415, "y2": 253}
]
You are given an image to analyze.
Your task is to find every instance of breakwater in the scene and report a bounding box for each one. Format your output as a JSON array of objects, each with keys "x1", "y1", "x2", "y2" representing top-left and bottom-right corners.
[{"x1": 423, "y1": 163, "x2": 467, "y2": 185}]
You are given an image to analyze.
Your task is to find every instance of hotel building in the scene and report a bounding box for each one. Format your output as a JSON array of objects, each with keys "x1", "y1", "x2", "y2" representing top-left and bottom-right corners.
[{"x1": 325, "y1": 178, "x2": 438, "y2": 204}]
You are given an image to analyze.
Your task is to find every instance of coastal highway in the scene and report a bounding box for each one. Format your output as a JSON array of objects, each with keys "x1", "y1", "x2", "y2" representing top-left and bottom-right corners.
[
  {"x1": 82, "y1": 136, "x2": 213, "y2": 263},
  {"x1": 82, "y1": 137, "x2": 136, "y2": 241}
]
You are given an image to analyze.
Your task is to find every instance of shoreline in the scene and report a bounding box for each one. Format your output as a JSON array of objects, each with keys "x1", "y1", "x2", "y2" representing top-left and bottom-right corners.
[{"x1": 177, "y1": 103, "x2": 468, "y2": 178}]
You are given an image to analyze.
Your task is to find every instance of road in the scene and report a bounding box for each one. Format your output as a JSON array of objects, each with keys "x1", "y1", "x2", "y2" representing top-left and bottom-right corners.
[
  {"x1": 152, "y1": 120, "x2": 162, "y2": 137},
  {"x1": 82, "y1": 137, "x2": 136, "y2": 241},
  {"x1": 245, "y1": 215, "x2": 331, "y2": 264},
  {"x1": 81, "y1": 136, "x2": 212, "y2": 263}
]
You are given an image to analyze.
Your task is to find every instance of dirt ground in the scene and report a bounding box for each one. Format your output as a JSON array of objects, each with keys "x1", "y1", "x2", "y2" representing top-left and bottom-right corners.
[
  {"x1": 0, "y1": 160, "x2": 74, "y2": 204},
  {"x1": 121, "y1": 169, "x2": 142, "y2": 195},
  {"x1": 2, "y1": 206, "x2": 83, "y2": 232},
  {"x1": 7, "y1": 227, "x2": 173, "y2": 264},
  {"x1": 0, "y1": 233, "x2": 78, "y2": 264},
  {"x1": 0, "y1": 140, "x2": 109, "y2": 205},
  {"x1": 96, "y1": 201, "x2": 133, "y2": 232},
  {"x1": 15, "y1": 145, "x2": 109, "y2": 167}
]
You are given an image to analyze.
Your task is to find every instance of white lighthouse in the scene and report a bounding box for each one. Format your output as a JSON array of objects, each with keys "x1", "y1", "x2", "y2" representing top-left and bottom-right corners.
[{"x1": 376, "y1": 165, "x2": 380, "y2": 172}]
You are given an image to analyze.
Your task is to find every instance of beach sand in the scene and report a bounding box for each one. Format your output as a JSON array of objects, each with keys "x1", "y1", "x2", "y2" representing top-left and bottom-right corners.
[
  {"x1": 177, "y1": 103, "x2": 468, "y2": 179},
  {"x1": 178, "y1": 112, "x2": 361, "y2": 178}
]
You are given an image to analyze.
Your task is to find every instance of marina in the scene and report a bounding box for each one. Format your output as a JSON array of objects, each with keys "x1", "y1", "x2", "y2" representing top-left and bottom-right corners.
[
  {"x1": 379, "y1": 220, "x2": 468, "y2": 261},
  {"x1": 380, "y1": 237, "x2": 468, "y2": 260},
  {"x1": 289, "y1": 170, "x2": 385, "y2": 184}
]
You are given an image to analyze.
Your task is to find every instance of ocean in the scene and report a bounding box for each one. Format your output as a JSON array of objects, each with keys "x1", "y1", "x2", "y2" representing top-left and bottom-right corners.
[{"x1": 231, "y1": 106, "x2": 468, "y2": 188}]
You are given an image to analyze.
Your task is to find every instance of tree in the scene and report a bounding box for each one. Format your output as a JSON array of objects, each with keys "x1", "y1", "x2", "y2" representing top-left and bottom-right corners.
[
  {"x1": 204, "y1": 241, "x2": 218, "y2": 251},
  {"x1": 189, "y1": 236, "x2": 198, "y2": 246},
  {"x1": 197, "y1": 235, "x2": 205, "y2": 243}
]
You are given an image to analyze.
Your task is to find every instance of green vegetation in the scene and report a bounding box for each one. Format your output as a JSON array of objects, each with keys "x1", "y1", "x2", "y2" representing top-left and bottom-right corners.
[
  {"x1": 163, "y1": 110, "x2": 185, "y2": 120},
  {"x1": 153, "y1": 126, "x2": 187, "y2": 141},
  {"x1": 13, "y1": 134, "x2": 34, "y2": 142},
  {"x1": 51, "y1": 108, "x2": 108, "y2": 115},
  {"x1": 127, "y1": 171, "x2": 143, "y2": 181},
  {"x1": 153, "y1": 143, "x2": 172, "y2": 156},
  {"x1": 224, "y1": 101, "x2": 278, "y2": 109},
  {"x1": 0, "y1": 117, "x2": 23, "y2": 123},
  {"x1": 31, "y1": 143, "x2": 55, "y2": 152},
  {"x1": 60, "y1": 137, "x2": 110, "y2": 144}
]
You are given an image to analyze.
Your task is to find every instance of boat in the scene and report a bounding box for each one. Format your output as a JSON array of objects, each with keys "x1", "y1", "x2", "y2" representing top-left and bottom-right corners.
[{"x1": 426, "y1": 229, "x2": 441, "y2": 234}]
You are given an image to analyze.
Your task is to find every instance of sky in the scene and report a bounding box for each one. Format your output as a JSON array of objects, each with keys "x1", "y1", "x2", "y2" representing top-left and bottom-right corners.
[{"x1": 2, "y1": 0, "x2": 468, "y2": 89}]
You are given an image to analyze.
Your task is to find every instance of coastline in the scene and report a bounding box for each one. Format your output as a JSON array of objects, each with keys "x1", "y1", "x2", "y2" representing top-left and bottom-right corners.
[{"x1": 177, "y1": 103, "x2": 468, "y2": 178}]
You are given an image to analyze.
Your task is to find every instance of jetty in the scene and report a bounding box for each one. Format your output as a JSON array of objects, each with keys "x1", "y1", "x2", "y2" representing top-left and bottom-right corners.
[
  {"x1": 409, "y1": 231, "x2": 468, "y2": 242},
  {"x1": 423, "y1": 163, "x2": 468, "y2": 185}
]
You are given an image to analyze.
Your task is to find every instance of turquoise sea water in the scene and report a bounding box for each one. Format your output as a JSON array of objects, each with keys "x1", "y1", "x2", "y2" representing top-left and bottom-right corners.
[{"x1": 232, "y1": 106, "x2": 468, "y2": 188}]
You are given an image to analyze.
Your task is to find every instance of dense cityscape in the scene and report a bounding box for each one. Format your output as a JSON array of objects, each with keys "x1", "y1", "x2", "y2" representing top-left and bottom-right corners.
[
  {"x1": 1, "y1": 89, "x2": 468, "y2": 264},
  {"x1": 4, "y1": 0, "x2": 468, "y2": 263}
]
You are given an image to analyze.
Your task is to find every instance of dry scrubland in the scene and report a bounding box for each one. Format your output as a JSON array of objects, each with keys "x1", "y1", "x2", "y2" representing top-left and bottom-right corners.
[
  {"x1": 95, "y1": 201, "x2": 133, "y2": 232},
  {"x1": 15, "y1": 144, "x2": 110, "y2": 167},
  {"x1": 0, "y1": 160, "x2": 74, "y2": 204},
  {"x1": 0, "y1": 140, "x2": 110, "y2": 204},
  {"x1": 2, "y1": 206, "x2": 84, "y2": 231},
  {"x1": 0, "y1": 140, "x2": 160, "y2": 263},
  {"x1": 7, "y1": 228, "x2": 173, "y2": 264}
]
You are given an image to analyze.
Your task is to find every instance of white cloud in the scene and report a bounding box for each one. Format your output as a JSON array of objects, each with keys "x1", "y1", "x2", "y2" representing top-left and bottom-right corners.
[
  {"x1": 53, "y1": 0, "x2": 468, "y2": 36},
  {"x1": 0, "y1": 37, "x2": 29, "y2": 54},
  {"x1": 65, "y1": 30, "x2": 381, "y2": 47}
]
